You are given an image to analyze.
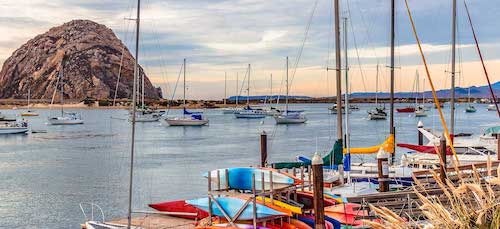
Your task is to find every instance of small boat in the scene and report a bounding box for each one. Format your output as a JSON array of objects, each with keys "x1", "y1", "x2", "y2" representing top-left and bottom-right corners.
[
  {"x1": 164, "y1": 59, "x2": 209, "y2": 126},
  {"x1": 48, "y1": 112, "x2": 84, "y2": 125},
  {"x1": 148, "y1": 200, "x2": 208, "y2": 220},
  {"x1": 166, "y1": 109, "x2": 209, "y2": 126},
  {"x1": 234, "y1": 108, "x2": 266, "y2": 119},
  {"x1": 48, "y1": 64, "x2": 84, "y2": 125},
  {"x1": 487, "y1": 104, "x2": 497, "y2": 111},
  {"x1": 204, "y1": 167, "x2": 297, "y2": 191},
  {"x1": 274, "y1": 112, "x2": 307, "y2": 124},
  {"x1": 328, "y1": 105, "x2": 351, "y2": 114},
  {"x1": 415, "y1": 107, "x2": 427, "y2": 117},
  {"x1": 131, "y1": 109, "x2": 161, "y2": 122},
  {"x1": 367, "y1": 107, "x2": 387, "y2": 120},
  {"x1": 20, "y1": 80, "x2": 39, "y2": 117},
  {"x1": 222, "y1": 107, "x2": 243, "y2": 114},
  {"x1": 396, "y1": 107, "x2": 415, "y2": 113},
  {"x1": 186, "y1": 197, "x2": 286, "y2": 220},
  {"x1": 0, "y1": 120, "x2": 29, "y2": 134},
  {"x1": 465, "y1": 105, "x2": 477, "y2": 113}
]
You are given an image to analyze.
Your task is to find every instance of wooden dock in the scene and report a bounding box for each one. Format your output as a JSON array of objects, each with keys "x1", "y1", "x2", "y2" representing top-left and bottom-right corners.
[{"x1": 85, "y1": 214, "x2": 196, "y2": 229}]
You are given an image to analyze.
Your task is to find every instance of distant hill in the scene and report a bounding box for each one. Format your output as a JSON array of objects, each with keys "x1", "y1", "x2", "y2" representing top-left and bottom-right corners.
[
  {"x1": 228, "y1": 95, "x2": 311, "y2": 101},
  {"x1": 0, "y1": 20, "x2": 162, "y2": 100},
  {"x1": 350, "y1": 81, "x2": 500, "y2": 99}
]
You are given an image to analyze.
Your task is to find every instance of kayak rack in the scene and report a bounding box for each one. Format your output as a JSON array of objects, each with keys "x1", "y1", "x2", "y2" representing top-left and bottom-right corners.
[{"x1": 205, "y1": 167, "x2": 312, "y2": 228}]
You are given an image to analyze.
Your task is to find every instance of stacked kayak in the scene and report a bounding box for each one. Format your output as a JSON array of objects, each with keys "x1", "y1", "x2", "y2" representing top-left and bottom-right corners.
[
  {"x1": 204, "y1": 167, "x2": 299, "y2": 191},
  {"x1": 325, "y1": 203, "x2": 367, "y2": 226},
  {"x1": 187, "y1": 197, "x2": 287, "y2": 220},
  {"x1": 148, "y1": 200, "x2": 208, "y2": 220}
]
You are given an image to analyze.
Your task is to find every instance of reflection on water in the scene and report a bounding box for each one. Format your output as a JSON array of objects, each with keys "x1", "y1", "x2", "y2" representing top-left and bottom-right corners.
[{"x1": 0, "y1": 104, "x2": 496, "y2": 228}]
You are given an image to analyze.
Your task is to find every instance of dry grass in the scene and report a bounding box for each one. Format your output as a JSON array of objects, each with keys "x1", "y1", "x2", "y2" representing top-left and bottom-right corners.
[{"x1": 363, "y1": 163, "x2": 500, "y2": 229}]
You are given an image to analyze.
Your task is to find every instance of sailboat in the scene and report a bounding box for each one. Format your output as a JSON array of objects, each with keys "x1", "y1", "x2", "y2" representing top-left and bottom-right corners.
[
  {"x1": 128, "y1": 67, "x2": 161, "y2": 122},
  {"x1": 367, "y1": 65, "x2": 387, "y2": 120},
  {"x1": 234, "y1": 64, "x2": 266, "y2": 119},
  {"x1": 274, "y1": 57, "x2": 307, "y2": 124},
  {"x1": 222, "y1": 73, "x2": 243, "y2": 114},
  {"x1": 465, "y1": 87, "x2": 477, "y2": 113},
  {"x1": 414, "y1": 70, "x2": 427, "y2": 117},
  {"x1": 165, "y1": 59, "x2": 209, "y2": 126},
  {"x1": 82, "y1": 1, "x2": 144, "y2": 228},
  {"x1": 20, "y1": 78, "x2": 39, "y2": 117},
  {"x1": 264, "y1": 74, "x2": 281, "y2": 116},
  {"x1": 48, "y1": 64, "x2": 84, "y2": 125}
]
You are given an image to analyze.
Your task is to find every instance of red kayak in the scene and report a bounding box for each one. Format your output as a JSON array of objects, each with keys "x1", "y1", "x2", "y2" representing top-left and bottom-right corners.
[
  {"x1": 397, "y1": 107, "x2": 415, "y2": 113},
  {"x1": 149, "y1": 200, "x2": 209, "y2": 220}
]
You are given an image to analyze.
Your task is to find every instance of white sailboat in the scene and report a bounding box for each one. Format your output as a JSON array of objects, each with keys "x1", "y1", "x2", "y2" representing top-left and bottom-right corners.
[
  {"x1": 0, "y1": 120, "x2": 29, "y2": 134},
  {"x1": 234, "y1": 64, "x2": 266, "y2": 119},
  {"x1": 274, "y1": 57, "x2": 307, "y2": 124},
  {"x1": 165, "y1": 59, "x2": 209, "y2": 126},
  {"x1": 414, "y1": 70, "x2": 427, "y2": 117},
  {"x1": 465, "y1": 87, "x2": 477, "y2": 113},
  {"x1": 367, "y1": 64, "x2": 387, "y2": 120},
  {"x1": 222, "y1": 73, "x2": 243, "y2": 114},
  {"x1": 20, "y1": 78, "x2": 39, "y2": 117},
  {"x1": 48, "y1": 65, "x2": 84, "y2": 125}
]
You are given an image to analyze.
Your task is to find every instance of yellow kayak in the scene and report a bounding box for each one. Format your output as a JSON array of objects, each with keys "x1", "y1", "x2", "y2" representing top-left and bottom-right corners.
[{"x1": 256, "y1": 196, "x2": 302, "y2": 214}]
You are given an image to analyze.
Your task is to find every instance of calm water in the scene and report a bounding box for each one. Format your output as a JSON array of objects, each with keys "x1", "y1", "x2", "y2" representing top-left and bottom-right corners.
[{"x1": 0, "y1": 103, "x2": 497, "y2": 228}]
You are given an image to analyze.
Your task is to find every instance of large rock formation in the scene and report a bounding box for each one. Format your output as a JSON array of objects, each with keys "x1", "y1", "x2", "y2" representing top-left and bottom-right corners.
[{"x1": 0, "y1": 19, "x2": 162, "y2": 100}]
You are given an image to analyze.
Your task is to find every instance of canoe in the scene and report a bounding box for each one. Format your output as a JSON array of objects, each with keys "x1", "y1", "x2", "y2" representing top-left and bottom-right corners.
[
  {"x1": 148, "y1": 200, "x2": 208, "y2": 220},
  {"x1": 204, "y1": 167, "x2": 296, "y2": 191},
  {"x1": 298, "y1": 216, "x2": 333, "y2": 229},
  {"x1": 295, "y1": 192, "x2": 336, "y2": 210},
  {"x1": 186, "y1": 197, "x2": 286, "y2": 220},
  {"x1": 290, "y1": 219, "x2": 312, "y2": 229},
  {"x1": 256, "y1": 196, "x2": 302, "y2": 214}
]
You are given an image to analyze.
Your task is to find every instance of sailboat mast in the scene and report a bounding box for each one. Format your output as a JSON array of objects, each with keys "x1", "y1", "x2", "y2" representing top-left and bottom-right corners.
[
  {"x1": 390, "y1": 0, "x2": 396, "y2": 162},
  {"x1": 375, "y1": 64, "x2": 379, "y2": 106},
  {"x1": 270, "y1": 74, "x2": 273, "y2": 104},
  {"x1": 183, "y1": 58, "x2": 186, "y2": 107},
  {"x1": 415, "y1": 70, "x2": 419, "y2": 107},
  {"x1": 247, "y1": 64, "x2": 250, "y2": 106},
  {"x1": 224, "y1": 72, "x2": 227, "y2": 106},
  {"x1": 450, "y1": 0, "x2": 457, "y2": 135},
  {"x1": 343, "y1": 17, "x2": 351, "y2": 178},
  {"x1": 27, "y1": 82, "x2": 31, "y2": 110},
  {"x1": 334, "y1": 0, "x2": 343, "y2": 141},
  {"x1": 60, "y1": 65, "x2": 64, "y2": 117},
  {"x1": 285, "y1": 57, "x2": 289, "y2": 114},
  {"x1": 236, "y1": 73, "x2": 239, "y2": 105},
  {"x1": 127, "y1": 0, "x2": 140, "y2": 227}
]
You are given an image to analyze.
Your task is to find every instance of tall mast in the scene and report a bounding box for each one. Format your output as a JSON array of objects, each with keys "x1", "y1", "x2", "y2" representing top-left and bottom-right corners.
[
  {"x1": 415, "y1": 70, "x2": 419, "y2": 107},
  {"x1": 60, "y1": 65, "x2": 64, "y2": 116},
  {"x1": 127, "y1": 0, "x2": 140, "y2": 227},
  {"x1": 285, "y1": 57, "x2": 289, "y2": 114},
  {"x1": 183, "y1": 58, "x2": 186, "y2": 107},
  {"x1": 389, "y1": 0, "x2": 396, "y2": 163},
  {"x1": 141, "y1": 61, "x2": 145, "y2": 109},
  {"x1": 247, "y1": 64, "x2": 250, "y2": 106},
  {"x1": 27, "y1": 78, "x2": 31, "y2": 110},
  {"x1": 236, "y1": 73, "x2": 239, "y2": 105},
  {"x1": 224, "y1": 72, "x2": 227, "y2": 106},
  {"x1": 343, "y1": 17, "x2": 351, "y2": 178},
  {"x1": 375, "y1": 64, "x2": 379, "y2": 106},
  {"x1": 450, "y1": 0, "x2": 457, "y2": 135},
  {"x1": 334, "y1": 0, "x2": 343, "y2": 141},
  {"x1": 270, "y1": 74, "x2": 273, "y2": 104}
]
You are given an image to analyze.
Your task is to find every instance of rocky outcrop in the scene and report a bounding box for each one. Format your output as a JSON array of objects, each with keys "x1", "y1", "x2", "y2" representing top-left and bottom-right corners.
[{"x1": 0, "y1": 19, "x2": 162, "y2": 100}]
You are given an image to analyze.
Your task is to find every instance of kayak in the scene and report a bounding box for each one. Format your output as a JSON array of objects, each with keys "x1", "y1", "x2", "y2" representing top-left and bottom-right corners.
[
  {"x1": 148, "y1": 200, "x2": 208, "y2": 220},
  {"x1": 325, "y1": 203, "x2": 366, "y2": 225},
  {"x1": 290, "y1": 219, "x2": 313, "y2": 229},
  {"x1": 186, "y1": 197, "x2": 286, "y2": 220},
  {"x1": 298, "y1": 215, "x2": 334, "y2": 229},
  {"x1": 295, "y1": 192, "x2": 336, "y2": 210},
  {"x1": 256, "y1": 196, "x2": 302, "y2": 214},
  {"x1": 204, "y1": 167, "x2": 297, "y2": 191}
]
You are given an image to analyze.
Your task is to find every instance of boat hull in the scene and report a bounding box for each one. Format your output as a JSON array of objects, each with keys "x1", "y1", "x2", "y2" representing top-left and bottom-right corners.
[
  {"x1": 397, "y1": 107, "x2": 415, "y2": 113},
  {"x1": 0, "y1": 127, "x2": 29, "y2": 134},
  {"x1": 48, "y1": 118, "x2": 84, "y2": 125},
  {"x1": 148, "y1": 200, "x2": 208, "y2": 220},
  {"x1": 274, "y1": 116, "x2": 306, "y2": 124},
  {"x1": 186, "y1": 197, "x2": 286, "y2": 220},
  {"x1": 234, "y1": 113, "x2": 266, "y2": 119},
  {"x1": 205, "y1": 167, "x2": 296, "y2": 191},
  {"x1": 165, "y1": 118, "x2": 209, "y2": 126}
]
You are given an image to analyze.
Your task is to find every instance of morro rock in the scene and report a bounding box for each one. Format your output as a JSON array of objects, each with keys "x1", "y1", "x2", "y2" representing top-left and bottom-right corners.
[{"x1": 0, "y1": 19, "x2": 162, "y2": 100}]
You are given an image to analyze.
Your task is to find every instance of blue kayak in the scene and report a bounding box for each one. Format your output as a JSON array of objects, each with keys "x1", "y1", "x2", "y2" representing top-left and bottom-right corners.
[
  {"x1": 204, "y1": 167, "x2": 295, "y2": 191},
  {"x1": 186, "y1": 197, "x2": 286, "y2": 220}
]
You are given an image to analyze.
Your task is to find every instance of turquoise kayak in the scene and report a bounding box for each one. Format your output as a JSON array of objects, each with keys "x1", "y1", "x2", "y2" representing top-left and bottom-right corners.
[
  {"x1": 204, "y1": 167, "x2": 295, "y2": 191},
  {"x1": 186, "y1": 197, "x2": 286, "y2": 220}
]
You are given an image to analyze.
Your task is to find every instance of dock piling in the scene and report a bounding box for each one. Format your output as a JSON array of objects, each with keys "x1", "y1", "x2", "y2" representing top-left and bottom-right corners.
[
  {"x1": 377, "y1": 149, "x2": 389, "y2": 192},
  {"x1": 260, "y1": 131, "x2": 268, "y2": 167},
  {"x1": 417, "y1": 121, "x2": 424, "y2": 145},
  {"x1": 312, "y1": 153, "x2": 325, "y2": 229},
  {"x1": 440, "y1": 134, "x2": 447, "y2": 182}
]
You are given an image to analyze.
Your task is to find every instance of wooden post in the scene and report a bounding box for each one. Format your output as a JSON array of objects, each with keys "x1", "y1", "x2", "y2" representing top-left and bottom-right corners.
[
  {"x1": 260, "y1": 131, "x2": 268, "y2": 167},
  {"x1": 312, "y1": 153, "x2": 325, "y2": 229},
  {"x1": 417, "y1": 121, "x2": 424, "y2": 146},
  {"x1": 308, "y1": 165, "x2": 312, "y2": 191},
  {"x1": 497, "y1": 135, "x2": 500, "y2": 161},
  {"x1": 252, "y1": 173, "x2": 257, "y2": 229},
  {"x1": 377, "y1": 149, "x2": 389, "y2": 192},
  {"x1": 269, "y1": 171, "x2": 274, "y2": 204},
  {"x1": 439, "y1": 134, "x2": 447, "y2": 182},
  {"x1": 225, "y1": 169, "x2": 229, "y2": 191},
  {"x1": 207, "y1": 171, "x2": 213, "y2": 226}
]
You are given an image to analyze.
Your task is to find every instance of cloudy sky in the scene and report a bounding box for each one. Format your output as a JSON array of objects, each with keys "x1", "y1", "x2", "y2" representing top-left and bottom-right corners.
[{"x1": 1, "y1": 0, "x2": 500, "y2": 99}]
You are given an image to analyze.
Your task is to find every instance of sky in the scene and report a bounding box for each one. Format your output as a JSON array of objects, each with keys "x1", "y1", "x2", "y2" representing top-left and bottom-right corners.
[{"x1": 1, "y1": 0, "x2": 500, "y2": 99}]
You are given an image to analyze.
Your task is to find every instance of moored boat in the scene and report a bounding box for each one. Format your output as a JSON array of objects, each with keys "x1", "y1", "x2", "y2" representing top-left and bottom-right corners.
[{"x1": 0, "y1": 121, "x2": 29, "y2": 134}]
